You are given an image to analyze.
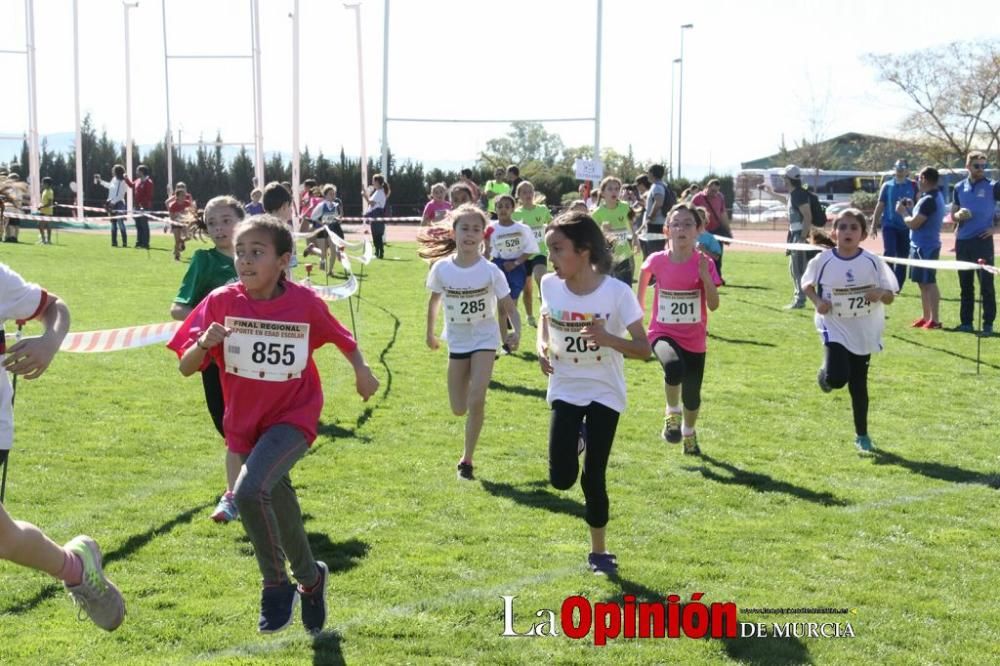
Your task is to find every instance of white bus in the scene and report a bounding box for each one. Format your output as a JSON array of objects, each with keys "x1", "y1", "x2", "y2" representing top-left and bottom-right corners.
[{"x1": 735, "y1": 168, "x2": 880, "y2": 205}]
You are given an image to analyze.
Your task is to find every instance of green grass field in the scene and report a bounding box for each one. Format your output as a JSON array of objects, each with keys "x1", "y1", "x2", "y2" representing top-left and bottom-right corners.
[{"x1": 1, "y1": 231, "x2": 999, "y2": 665}]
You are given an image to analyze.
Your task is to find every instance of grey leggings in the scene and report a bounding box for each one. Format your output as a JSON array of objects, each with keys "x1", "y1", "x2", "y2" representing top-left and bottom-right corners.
[{"x1": 234, "y1": 424, "x2": 319, "y2": 588}]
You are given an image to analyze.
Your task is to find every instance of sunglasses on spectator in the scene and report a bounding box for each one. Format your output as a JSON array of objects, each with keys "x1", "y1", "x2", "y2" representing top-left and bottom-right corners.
[{"x1": 971, "y1": 163, "x2": 987, "y2": 169}]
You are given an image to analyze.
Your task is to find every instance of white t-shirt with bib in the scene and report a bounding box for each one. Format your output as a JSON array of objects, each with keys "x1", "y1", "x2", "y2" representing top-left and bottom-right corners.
[
  {"x1": 487, "y1": 221, "x2": 537, "y2": 261},
  {"x1": 540, "y1": 273, "x2": 644, "y2": 413},
  {"x1": 1, "y1": 264, "x2": 49, "y2": 450},
  {"x1": 801, "y1": 248, "x2": 899, "y2": 355},
  {"x1": 426, "y1": 256, "x2": 510, "y2": 353}
]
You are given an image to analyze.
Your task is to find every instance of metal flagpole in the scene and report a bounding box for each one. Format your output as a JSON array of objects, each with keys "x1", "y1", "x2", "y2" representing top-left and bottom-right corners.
[
  {"x1": 291, "y1": 0, "x2": 301, "y2": 230},
  {"x1": 123, "y1": 2, "x2": 138, "y2": 231},
  {"x1": 25, "y1": 0, "x2": 40, "y2": 212},
  {"x1": 677, "y1": 23, "x2": 693, "y2": 180},
  {"x1": 72, "y1": 0, "x2": 84, "y2": 221},
  {"x1": 593, "y1": 0, "x2": 602, "y2": 161},
  {"x1": 161, "y1": 0, "x2": 173, "y2": 193},
  {"x1": 380, "y1": 0, "x2": 390, "y2": 177},
  {"x1": 251, "y1": 0, "x2": 265, "y2": 188}
]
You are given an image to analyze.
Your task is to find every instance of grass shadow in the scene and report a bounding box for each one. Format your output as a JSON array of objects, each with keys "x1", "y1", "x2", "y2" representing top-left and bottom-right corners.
[
  {"x1": 728, "y1": 296, "x2": 796, "y2": 316},
  {"x1": 488, "y1": 379, "x2": 547, "y2": 400},
  {"x1": 1, "y1": 500, "x2": 214, "y2": 616},
  {"x1": 687, "y1": 455, "x2": 850, "y2": 507},
  {"x1": 872, "y1": 450, "x2": 1000, "y2": 488},
  {"x1": 603, "y1": 575, "x2": 812, "y2": 665},
  {"x1": 305, "y1": 535, "x2": 370, "y2": 575},
  {"x1": 311, "y1": 630, "x2": 345, "y2": 665},
  {"x1": 707, "y1": 332, "x2": 777, "y2": 348},
  {"x1": 889, "y1": 334, "x2": 1000, "y2": 371},
  {"x1": 355, "y1": 296, "x2": 401, "y2": 431},
  {"x1": 719, "y1": 283, "x2": 770, "y2": 291},
  {"x1": 480, "y1": 479, "x2": 585, "y2": 519},
  {"x1": 315, "y1": 421, "x2": 371, "y2": 445}
]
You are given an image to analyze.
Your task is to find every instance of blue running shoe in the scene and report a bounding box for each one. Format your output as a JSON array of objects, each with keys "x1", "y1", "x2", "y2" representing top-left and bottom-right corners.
[
  {"x1": 855, "y1": 435, "x2": 875, "y2": 453},
  {"x1": 587, "y1": 552, "x2": 618, "y2": 576},
  {"x1": 299, "y1": 562, "x2": 328, "y2": 634},
  {"x1": 258, "y1": 582, "x2": 299, "y2": 634}
]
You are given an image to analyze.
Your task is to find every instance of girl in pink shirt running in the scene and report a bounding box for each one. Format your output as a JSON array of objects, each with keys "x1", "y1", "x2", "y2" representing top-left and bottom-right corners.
[
  {"x1": 168, "y1": 215, "x2": 379, "y2": 635},
  {"x1": 637, "y1": 203, "x2": 721, "y2": 455}
]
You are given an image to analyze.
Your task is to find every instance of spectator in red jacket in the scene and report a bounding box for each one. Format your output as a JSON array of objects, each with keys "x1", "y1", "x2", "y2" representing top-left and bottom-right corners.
[{"x1": 126, "y1": 164, "x2": 154, "y2": 249}]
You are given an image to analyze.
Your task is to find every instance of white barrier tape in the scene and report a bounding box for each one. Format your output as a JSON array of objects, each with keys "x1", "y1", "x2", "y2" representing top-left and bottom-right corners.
[
  {"x1": 58, "y1": 321, "x2": 181, "y2": 353},
  {"x1": 337, "y1": 216, "x2": 421, "y2": 223},
  {"x1": 714, "y1": 235, "x2": 1000, "y2": 273},
  {"x1": 348, "y1": 238, "x2": 374, "y2": 265},
  {"x1": 879, "y1": 255, "x2": 999, "y2": 272},
  {"x1": 713, "y1": 236, "x2": 820, "y2": 252},
  {"x1": 55, "y1": 203, "x2": 174, "y2": 216},
  {"x1": 637, "y1": 233, "x2": 667, "y2": 241},
  {"x1": 5, "y1": 211, "x2": 131, "y2": 222},
  {"x1": 304, "y1": 274, "x2": 358, "y2": 301}
]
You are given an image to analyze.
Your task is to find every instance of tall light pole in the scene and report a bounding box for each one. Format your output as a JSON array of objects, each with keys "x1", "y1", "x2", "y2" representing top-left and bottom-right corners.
[
  {"x1": 677, "y1": 23, "x2": 693, "y2": 180},
  {"x1": 344, "y1": 1, "x2": 368, "y2": 207},
  {"x1": 123, "y1": 1, "x2": 139, "y2": 222},
  {"x1": 669, "y1": 57, "x2": 680, "y2": 179}
]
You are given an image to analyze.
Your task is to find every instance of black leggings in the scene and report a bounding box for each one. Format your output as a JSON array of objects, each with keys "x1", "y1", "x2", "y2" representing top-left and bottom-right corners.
[
  {"x1": 823, "y1": 342, "x2": 870, "y2": 436},
  {"x1": 653, "y1": 337, "x2": 706, "y2": 411},
  {"x1": 549, "y1": 400, "x2": 620, "y2": 528},
  {"x1": 201, "y1": 362, "x2": 225, "y2": 438}
]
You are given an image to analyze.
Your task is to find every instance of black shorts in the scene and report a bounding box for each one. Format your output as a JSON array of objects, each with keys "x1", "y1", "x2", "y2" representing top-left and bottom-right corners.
[
  {"x1": 449, "y1": 348, "x2": 496, "y2": 360},
  {"x1": 526, "y1": 255, "x2": 547, "y2": 272}
]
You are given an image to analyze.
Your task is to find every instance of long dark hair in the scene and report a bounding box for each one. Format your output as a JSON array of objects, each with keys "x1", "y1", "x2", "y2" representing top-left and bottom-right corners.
[
  {"x1": 416, "y1": 204, "x2": 488, "y2": 263},
  {"x1": 545, "y1": 210, "x2": 613, "y2": 274}
]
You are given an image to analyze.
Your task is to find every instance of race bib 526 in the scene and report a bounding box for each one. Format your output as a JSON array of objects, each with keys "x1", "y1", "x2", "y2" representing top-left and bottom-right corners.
[{"x1": 223, "y1": 317, "x2": 310, "y2": 381}]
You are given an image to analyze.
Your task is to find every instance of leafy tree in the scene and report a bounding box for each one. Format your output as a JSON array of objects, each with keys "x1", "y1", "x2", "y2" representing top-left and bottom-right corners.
[{"x1": 865, "y1": 40, "x2": 1000, "y2": 165}]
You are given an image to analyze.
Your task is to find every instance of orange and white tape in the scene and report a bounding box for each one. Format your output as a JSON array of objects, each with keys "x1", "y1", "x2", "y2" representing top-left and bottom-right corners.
[{"x1": 59, "y1": 321, "x2": 181, "y2": 353}]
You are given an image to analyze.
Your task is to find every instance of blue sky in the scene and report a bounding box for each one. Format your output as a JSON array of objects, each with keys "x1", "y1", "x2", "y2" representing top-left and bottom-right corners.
[{"x1": 1, "y1": 0, "x2": 996, "y2": 178}]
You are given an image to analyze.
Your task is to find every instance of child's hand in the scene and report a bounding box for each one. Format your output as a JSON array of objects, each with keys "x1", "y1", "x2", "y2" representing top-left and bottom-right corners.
[
  {"x1": 697, "y1": 251, "x2": 712, "y2": 281},
  {"x1": 198, "y1": 323, "x2": 231, "y2": 350},
  {"x1": 355, "y1": 366, "x2": 379, "y2": 401},
  {"x1": 864, "y1": 288, "x2": 886, "y2": 304},
  {"x1": 426, "y1": 333, "x2": 439, "y2": 350},
  {"x1": 503, "y1": 260, "x2": 518, "y2": 272},
  {"x1": 505, "y1": 331, "x2": 520, "y2": 352},
  {"x1": 581, "y1": 318, "x2": 611, "y2": 348},
  {"x1": 814, "y1": 299, "x2": 832, "y2": 315},
  {"x1": 537, "y1": 343, "x2": 554, "y2": 376},
  {"x1": 3, "y1": 336, "x2": 59, "y2": 380}
]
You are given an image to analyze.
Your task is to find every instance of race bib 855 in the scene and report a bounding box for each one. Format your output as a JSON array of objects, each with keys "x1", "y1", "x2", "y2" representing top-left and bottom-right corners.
[{"x1": 223, "y1": 317, "x2": 310, "y2": 381}]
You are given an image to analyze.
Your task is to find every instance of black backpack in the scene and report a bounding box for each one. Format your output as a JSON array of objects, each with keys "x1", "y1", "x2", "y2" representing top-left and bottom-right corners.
[{"x1": 805, "y1": 188, "x2": 827, "y2": 227}]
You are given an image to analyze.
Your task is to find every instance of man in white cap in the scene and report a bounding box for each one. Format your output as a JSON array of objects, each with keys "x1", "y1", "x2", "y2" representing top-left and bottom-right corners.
[
  {"x1": 872, "y1": 159, "x2": 917, "y2": 290},
  {"x1": 764, "y1": 165, "x2": 817, "y2": 308}
]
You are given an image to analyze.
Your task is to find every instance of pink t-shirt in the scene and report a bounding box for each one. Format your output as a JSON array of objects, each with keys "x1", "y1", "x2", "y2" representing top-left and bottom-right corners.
[
  {"x1": 422, "y1": 199, "x2": 452, "y2": 222},
  {"x1": 167, "y1": 280, "x2": 358, "y2": 455},
  {"x1": 690, "y1": 191, "x2": 726, "y2": 232},
  {"x1": 642, "y1": 251, "x2": 721, "y2": 353}
]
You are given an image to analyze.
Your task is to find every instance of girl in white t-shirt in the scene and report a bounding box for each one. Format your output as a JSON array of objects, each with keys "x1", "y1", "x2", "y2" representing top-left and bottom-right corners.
[
  {"x1": 421, "y1": 205, "x2": 522, "y2": 481},
  {"x1": 362, "y1": 174, "x2": 391, "y2": 259},
  {"x1": 537, "y1": 211, "x2": 651, "y2": 576},
  {"x1": 801, "y1": 208, "x2": 898, "y2": 453}
]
